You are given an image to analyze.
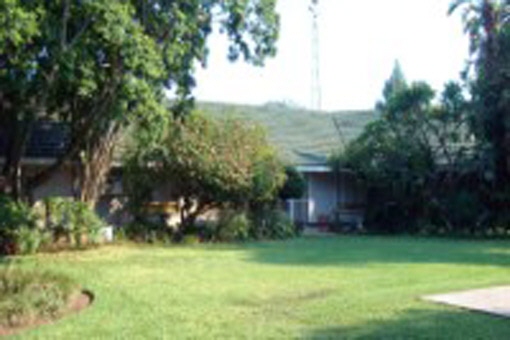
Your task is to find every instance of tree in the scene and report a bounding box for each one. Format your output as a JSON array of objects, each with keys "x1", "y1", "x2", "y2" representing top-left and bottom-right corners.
[
  {"x1": 331, "y1": 78, "x2": 478, "y2": 233},
  {"x1": 376, "y1": 60, "x2": 408, "y2": 112},
  {"x1": 124, "y1": 112, "x2": 286, "y2": 233},
  {"x1": 0, "y1": 0, "x2": 280, "y2": 205},
  {"x1": 449, "y1": 0, "x2": 510, "y2": 189},
  {"x1": 278, "y1": 166, "x2": 306, "y2": 200}
]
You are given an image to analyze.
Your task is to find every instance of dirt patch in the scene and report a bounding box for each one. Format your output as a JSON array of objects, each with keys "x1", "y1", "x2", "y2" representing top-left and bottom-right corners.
[{"x1": 0, "y1": 290, "x2": 94, "y2": 337}]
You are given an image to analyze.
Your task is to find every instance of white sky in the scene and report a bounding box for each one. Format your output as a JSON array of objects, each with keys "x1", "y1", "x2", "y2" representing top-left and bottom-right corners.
[{"x1": 192, "y1": 0, "x2": 469, "y2": 111}]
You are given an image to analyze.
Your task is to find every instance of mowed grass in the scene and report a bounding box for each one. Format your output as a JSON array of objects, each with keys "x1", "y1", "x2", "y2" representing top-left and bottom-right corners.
[{"x1": 3, "y1": 236, "x2": 510, "y2": 339}]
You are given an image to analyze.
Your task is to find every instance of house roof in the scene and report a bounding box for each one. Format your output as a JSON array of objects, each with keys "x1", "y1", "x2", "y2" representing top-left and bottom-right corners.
[
  {"x1": 0, "y1": 103, "x2": 375, "y2": 167},
  {"x1": 199, "y1": 102, "x2": 375, "y2": 166},
  {"x1": 0, "y1": 122, "x2": 69, "y2": 159}
]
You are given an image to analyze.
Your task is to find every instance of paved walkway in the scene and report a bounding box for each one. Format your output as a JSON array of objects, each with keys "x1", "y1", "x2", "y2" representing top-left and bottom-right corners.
[{"x1": 424, "y1": 286, "x2": 510, "y2": 318}]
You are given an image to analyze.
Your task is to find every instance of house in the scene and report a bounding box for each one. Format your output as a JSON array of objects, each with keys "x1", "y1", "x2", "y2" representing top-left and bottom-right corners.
[
  {"x1": 0, "y1": 122, "x2": 77, "y2": 200},
  {"x1": 200, "y1": 102, "x2": 375, "y2": 228},
  {"x1": 0, "y1": 122, "x2": 122, "y2": 222},
  {"x1": 1, "y1": 103, "x2": 375, "y2": 228}
]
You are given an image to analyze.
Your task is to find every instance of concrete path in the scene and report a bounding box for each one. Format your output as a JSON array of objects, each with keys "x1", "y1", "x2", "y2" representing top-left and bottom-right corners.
[{"x1": 424, "y1": 286, "x2": 510, "y2": 318}]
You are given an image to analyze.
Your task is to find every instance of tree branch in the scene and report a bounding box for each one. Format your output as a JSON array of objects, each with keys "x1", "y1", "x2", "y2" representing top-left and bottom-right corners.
[{"x1": 61, "y1": 0, "x2": 70, "y2": 50}]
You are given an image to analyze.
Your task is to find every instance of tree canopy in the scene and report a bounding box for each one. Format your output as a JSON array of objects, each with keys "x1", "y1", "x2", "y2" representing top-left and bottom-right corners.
[
  {"x1": 329, "y1": 1, "x2": 510, "y2": 234},
  {"x1": 124, "y1": 112, "x2": 286, "y2": 231},
  {"x1": 449, "y1": 0, "x2": 510, "y2": 188},
  {"x1": 331, "y1": 62, "x2": 481, "y2": 233},
  {"x1": 0, "y1": 0, "x2": 280, "y2": 203}
]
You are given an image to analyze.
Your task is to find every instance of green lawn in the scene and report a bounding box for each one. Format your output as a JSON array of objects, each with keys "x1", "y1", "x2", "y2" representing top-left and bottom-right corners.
[{"x1": 3, "y1": 236, "x2": 510, "y2": 339}]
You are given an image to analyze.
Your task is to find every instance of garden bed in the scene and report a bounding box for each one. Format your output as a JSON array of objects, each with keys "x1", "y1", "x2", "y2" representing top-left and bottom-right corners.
[{"x1": 0, "y1": 269, "x2": 92, "y2": 336}]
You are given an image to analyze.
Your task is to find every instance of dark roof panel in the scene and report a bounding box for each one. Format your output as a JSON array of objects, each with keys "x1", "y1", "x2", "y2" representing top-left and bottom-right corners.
[{"x1": 0, "y1": 122, "x2": 69, "y2": 159}]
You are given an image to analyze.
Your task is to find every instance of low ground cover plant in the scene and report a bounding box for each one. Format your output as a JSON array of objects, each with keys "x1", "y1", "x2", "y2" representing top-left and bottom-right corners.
[{"x1": 0, "y1": 269, "x2": 78, "y2": 328}]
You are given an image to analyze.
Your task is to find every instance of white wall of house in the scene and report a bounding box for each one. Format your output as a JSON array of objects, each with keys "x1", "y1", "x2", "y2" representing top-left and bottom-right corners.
[
  {"x1": 291, "y1": 170, "x2": 365, "y2": 226},
  {"x1": 32, "y1": 168, "x2": 75, "y2": 201},
  {"x1": 307, "y1": 172, "x2": 337, "y2": 223}
]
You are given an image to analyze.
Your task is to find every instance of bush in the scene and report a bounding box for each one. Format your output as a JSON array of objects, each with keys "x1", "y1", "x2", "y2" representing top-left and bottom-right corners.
[
  {"x1": 216, "y1": 210, "x2": 251, "y2": 242},
  {"x1": 0, "y1": 196, "x2": 37, "y2": 255},
  {"x1": 0, "y1": 269, "x2": 78, "y2": 327},
  {"x1": 250, "y1": 207, "x2": 296, "y2": 240},
  {"x1": 42, "y1": 197, "x2": 104, "y2": 248},
  {"x1": 193, "y1": 221, "x2": 217, "y2": 242},
  {"x1": 181, "y1": 234, "x2": 201, "y2": 245},
  {"x1": 124, "y1": 113, "x2": 286, "y2": 234},
  {"x1": 14, "y1": 227, "x2": 51, "y2": 255},
  {"x1": 122, "y1": 220, "x2": 172, "y2": 244},
  {"x1": 0, "y1": 196, "x2": 105, "y2": 255},
  {"x1": 278, "y1": 166, "x2": 306, "y2": 200}
]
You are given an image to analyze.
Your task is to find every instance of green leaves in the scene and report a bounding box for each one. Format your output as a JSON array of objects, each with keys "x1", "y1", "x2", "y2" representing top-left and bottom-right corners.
[
  {"x1": 450, "y1": 0, "x2": 510, "y2": 187},
  {"x1": 163, "y1": 113, "x2": 283, "y2": 204},
  {"x1": 0, "y1": 0, "x2": 41, "y2": 51},
  {"x1": 1, "y1": 0, "x2": 279, "y2": 201},
  {"x1": 1, "y1": 0, "x2": 279, "y2": 125},
  {"x1": 124, "y1": 111, "x2": 285, "y2": 228}
]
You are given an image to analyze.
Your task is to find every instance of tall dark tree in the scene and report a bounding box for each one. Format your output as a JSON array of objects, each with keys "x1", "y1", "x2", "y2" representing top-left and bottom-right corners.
[
  {"x1": 376, "y1": 60, "x2": 408, "y2": 112},
  {"x1": 450, "y1": 0, "x2": 510, "y2": 188}
]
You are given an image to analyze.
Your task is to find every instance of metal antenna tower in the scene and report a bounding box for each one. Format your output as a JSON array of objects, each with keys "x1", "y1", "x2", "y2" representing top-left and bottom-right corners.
[{"x1": 309, "y1": 0, "x2": 322, "y2": 111}]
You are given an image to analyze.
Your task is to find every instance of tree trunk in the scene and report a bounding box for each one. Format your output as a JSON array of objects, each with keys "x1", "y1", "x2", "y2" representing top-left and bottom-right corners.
[
  {"x1": 1, "y1": 113, "x2": 34, "y2": 201},
  {"x1": 79, "y1": 123, "x2": 121, "y2": 208}
]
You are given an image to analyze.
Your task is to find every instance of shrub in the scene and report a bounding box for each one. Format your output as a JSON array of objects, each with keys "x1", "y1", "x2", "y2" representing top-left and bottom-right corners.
[
  {"x1": 181, "y1": 234, "x2": 201, "y2": 245},
  {"x1": 216, "y1": 209, "x2": 251, "y2": 242},
  {"x1": 122, "y1": 221, "x2": 172, "y2": 244},
  {"x1": 193, "y1": 221, "x2": 217, "y2": 242},
  {"x1": 124, "y1": 113, "x2": 286, "y2": 234},
  {"x1": 67, "y1": 201, "x2": 104, "y2": 247},
  {"x1": 42, "y1": 197, "x2": 104, "y2": 248},
  {"x1": 0, "y1": 196, "x2": 105, "y2": 254},
  {"x1": 278, "y1": 166, "x2": 306, "y2": 200},
  {"x1": 250, "y1": 207, "x2": 296, "y2": 240},
  {"x1": 0, "y1": 196, "x2": 37, "y2": 255},
  {"x1": 0, "y1": 269, "x2": 78, "y2": 327},
  {"x1": 14, "y1": 227, "x2": 51, "y2": 255}
]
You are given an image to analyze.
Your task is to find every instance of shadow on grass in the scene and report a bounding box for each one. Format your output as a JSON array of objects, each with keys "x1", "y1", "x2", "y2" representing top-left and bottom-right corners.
[
  {"x1": 305, "y1": 307, "x2": 510, "y2": 339},
  {"x1": 244, "y1": 236, "x2": 510, "y2": 268}
]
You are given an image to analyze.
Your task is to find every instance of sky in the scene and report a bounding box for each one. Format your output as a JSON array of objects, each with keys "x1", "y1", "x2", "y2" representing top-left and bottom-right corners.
[{"x1": 192, "y1": 0, "x2": 470, "y2": 111}]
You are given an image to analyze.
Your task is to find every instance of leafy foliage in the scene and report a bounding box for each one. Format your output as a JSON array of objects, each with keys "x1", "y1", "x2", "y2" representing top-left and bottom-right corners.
[
  {"x1": 278, "y1": 166, "x2": 306, "y2": 200},
  {"x1": 450, "y1": 0, "x2": 510, "y2": 196},
  {"x1": 0, "y1": 0, "x2": 280, "y2": 203},
  {"x1": 249, "y1": 207, "x2": 297, "y2": 240},
  {"x1": 121, "y1": 221, "x2": 172, "y2": 244},
  {"x1": 216, "y1": 209, "x2": 252, "y2": 242},
  {"x1": 0, "y1": 195, "x2": 105, "y2": 255},
  {"x1": 447, "y1": 0, "x2": 510, "y2": 227},
  {"x1": 333, "y1": 3, "x2": 510, "y2": 234},
  {"x1": 41, "y1": 197, "x2": 105, "y2": 248},
  {"x1": 332, "y1": 68, "x2": 491, "y2": 234},
  {"x1": 124, "y1": 112, "x2": 286, "y2": 234},
  {"x1": 0, "y1": 195, "x2": 37, "y2": 255}
]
